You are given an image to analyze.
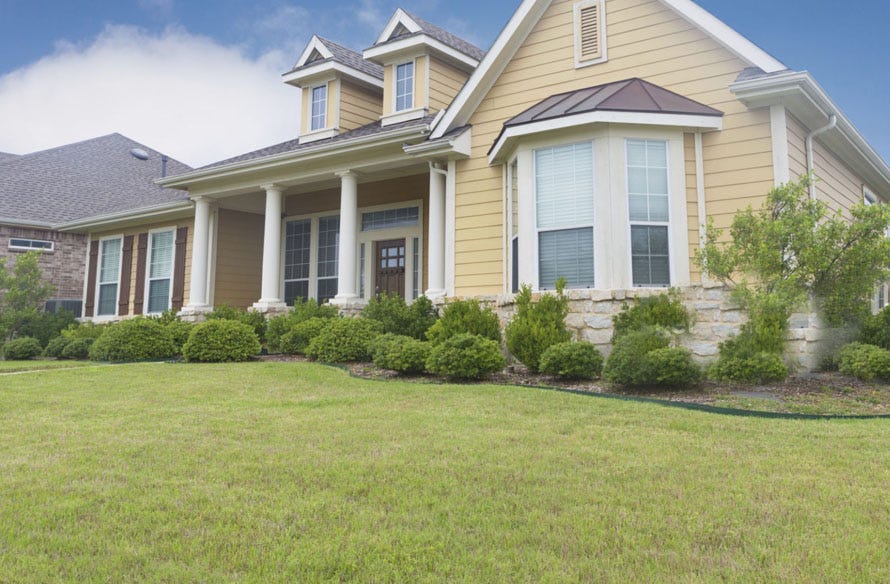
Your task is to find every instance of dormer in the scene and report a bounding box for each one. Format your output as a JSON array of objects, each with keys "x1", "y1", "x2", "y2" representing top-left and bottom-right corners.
[
  {"x1": 283, "y1": 36, "x2": 385, "y2": 144},
  {"x1": 363, "y1": 9, "x2": 485, "y2": 127}
]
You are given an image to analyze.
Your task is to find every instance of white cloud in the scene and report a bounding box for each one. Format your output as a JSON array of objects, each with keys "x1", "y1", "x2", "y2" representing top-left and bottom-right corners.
[{"x1": 0, "y1": 25, "x2": 300, "y2": 167}]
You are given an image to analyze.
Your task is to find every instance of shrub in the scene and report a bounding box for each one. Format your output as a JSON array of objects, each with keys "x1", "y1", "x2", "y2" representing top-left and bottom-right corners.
[
  {"x1": 612, "y1": 290, "x2": 691, "y2": 340},
  {"x1": 426, "y1": 333, "x2": 506, "y2": 380},
  {"x1": 371, "y1": 334, "x2": 431, "y2": 374},
  {"x1": 12, "y1": 309, "x2": 77, "y2": 348},
  {"x1": 89, "y1": 318, "x2": 177, "y2": 362},
  {"x1": 539, "y1": 342, "x2": 604, "y2": 380},
  {"x1": 505, "y1": 283, "x2": 572, "y2": 373},
  {"x1": 43, "y1": 335, "x2": 73, "y2": 358},
  {"x1": 62, "y1": 321, "x2": 108, "y2": 340},
  {"x1": 266, "y1": 299, "x2": 340, "y2": 352},
  {"x1": 163, "y1": 319, "x2": 194, "y2": 354},
  {"x1": 858, "y1": 307, "x2": 890, "y2": 350},
  {"x1": 279, "y1": 317, "x2": 331, "y2": 355},
  {"x1": 710, "y1": 352, "x2": 789, "y2": 384},
  {"x1": 2, "y1": 337, "x2": 42, "y2": 360},
  {"x1": 602, "y1": 328, "x2": 670, "y2": 386},
  {"x1": 60, "y1": 338, "x2": 93, "y2": 360},
  {"x1": 307, "y1": 318, "x2": 384, "y2": 363},
  {"x1": 426, "y1": 299, "x2": 501, "y2": 345},
  {"x1": 362, "y1": 294, "x2": 438, "y2": 340},
  {"x1": 182, "y1": 319, "x2": 261, "y2": 363},
  {"x1": 205, "y1": 304, "x2": 267, "y2": 344},
  {"x1": 838, "y1": 343, "x2": 890, "y2": 381},
  {"x1": 640, "y1": 347, "x2": 702, "y2": 387}
]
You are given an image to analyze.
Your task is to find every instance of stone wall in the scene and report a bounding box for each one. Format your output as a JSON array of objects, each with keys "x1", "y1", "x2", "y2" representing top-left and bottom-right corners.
[{"x1": 0, "y1": 225, "x2": 88, "y2": 303}]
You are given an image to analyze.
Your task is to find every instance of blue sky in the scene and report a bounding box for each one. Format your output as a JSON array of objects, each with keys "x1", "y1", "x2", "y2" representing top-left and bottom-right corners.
[{"x1": 0, "y1": 0, "x2": 887, "y2": 165}]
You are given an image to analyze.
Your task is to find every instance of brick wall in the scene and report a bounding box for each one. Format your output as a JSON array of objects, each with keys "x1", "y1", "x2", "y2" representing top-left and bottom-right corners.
[{"x1": 0, "y1": 224, "x2": 88, "y2": 302}]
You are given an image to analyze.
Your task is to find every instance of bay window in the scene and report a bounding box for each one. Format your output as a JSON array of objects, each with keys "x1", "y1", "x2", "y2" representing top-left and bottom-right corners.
[{"x1": 627, "y1": 139, "x2": 671, "y2": 287}]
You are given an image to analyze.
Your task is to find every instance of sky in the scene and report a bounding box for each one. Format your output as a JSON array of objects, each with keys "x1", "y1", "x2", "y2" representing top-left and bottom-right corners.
[{"x1": 0, "y1": 0, "x2": 887, "y2": 167}]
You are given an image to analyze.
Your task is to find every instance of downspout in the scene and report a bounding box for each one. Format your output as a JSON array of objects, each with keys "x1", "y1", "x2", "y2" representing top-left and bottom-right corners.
[{"x1": 806, "y1": 114, "x2": 838, "y2": 200}]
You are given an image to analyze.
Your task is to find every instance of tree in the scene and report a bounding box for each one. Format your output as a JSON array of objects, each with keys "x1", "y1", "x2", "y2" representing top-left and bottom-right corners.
[{"x1": 0, "y1": 251, "x2": 55, "y2": 341}]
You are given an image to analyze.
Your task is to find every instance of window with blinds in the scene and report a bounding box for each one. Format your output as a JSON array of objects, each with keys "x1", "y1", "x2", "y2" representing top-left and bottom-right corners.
[
  {"x1": 284, "y1": 219, "x2": 311, "y2": 304},
  {"x1": 97, "y1": 237, "x2": 122, "y2": 316},
  {"x1": 535, "y1": 142, "x2": 595, "y2": 289},
  {"x1": 316, "y1": 215, "x2": 340, "y2": 303},
  {"x1": 574, "y1": 1, "x2": 606, "y2": 66},
  {"x1": 627, "y1": 139, "x2": 671, "y2": 287},
  {"x1": 146, "y1": 230, "x2": 174, "y2": 313}
]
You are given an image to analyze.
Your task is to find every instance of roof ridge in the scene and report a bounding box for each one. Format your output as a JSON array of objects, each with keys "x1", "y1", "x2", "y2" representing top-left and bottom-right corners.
[{"x1": 396, "y1": 9, "x2": 486, "y2": 60}]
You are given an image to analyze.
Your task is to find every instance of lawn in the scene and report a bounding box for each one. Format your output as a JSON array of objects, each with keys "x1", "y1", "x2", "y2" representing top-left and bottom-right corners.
[
  {"x1": 1, "y1": 363, "x2": 888, "y2": 582},
  {"x1": 0, "y1": 359, "x2": 100, "y2": 373}
]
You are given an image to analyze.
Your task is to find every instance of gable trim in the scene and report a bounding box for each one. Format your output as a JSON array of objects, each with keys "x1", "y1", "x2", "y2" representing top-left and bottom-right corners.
[
  {"x1": 376, "y1": 8, "x2": 423, "y2": 45},
  {"x1": 294, "y1": 36, "x2": 334, "y2": 70}
]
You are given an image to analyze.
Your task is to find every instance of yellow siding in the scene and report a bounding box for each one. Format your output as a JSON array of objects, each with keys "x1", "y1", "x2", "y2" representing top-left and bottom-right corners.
[
  {"x1": 684, "y1": 133, "x2": 701, "y2": 284},
  {"x1": 383, "y1": 66, "x2": 394, "y2": 116},
  {"x1": 428, "y1": 56, "x2": 470, "y2": 113},
  {"x1": 339, "y1": 80, "x2": 382, "y2": 131},
  {"x1": 787, "y1": 113, "x2": 808, "y2": 180},
  {"x1": 301, "y1": 87, "x2": 310, "y2": 134},
  {"x1": 213, "y1": 209, "x2": 263, "y2": 309},
  {"x1": 456, "y1": 0, "x2": 775, "y2": 296},
  {"x1": 415, "y1": 55, "x2": 428, "y2": 110},
  {"x1": 326, "y1": 79, "x2": 338, "y2": 130}
]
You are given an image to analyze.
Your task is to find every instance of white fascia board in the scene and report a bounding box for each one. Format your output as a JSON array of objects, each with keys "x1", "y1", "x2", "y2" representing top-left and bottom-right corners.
[
  {"x1": 363, "y1": 35, "x2": 479, "y2": 70},
  {"x1": 659, "y1": 0, "x2": 785, "y2": 73},
  {"x1": 293, "y1": 35, "x2": 333, "y2": 70},
  {"x1": 55, "y1": 201, "x2": 193, "y2": 233},
  {"x1": 488, "y1": 111, "x2": 723, "y2": 164},
  {"x1": 731, "y1": 71, "x2": 890, "y2": 188},
  {"x1": 282, "y1": 61, "x2": 383, "y2": 90},
  {"x1": 430, "y1": 0, "x2": 547, "y2": 139},
  {"x1": 403, "y1": 126, "x2": 472, "y2": 159},
  {"x1": 376, "y1": 8, "x2": 421, "y2": 45},
  {"x1": 157, "y1": 125, "x2": 430, "y2": 190}
]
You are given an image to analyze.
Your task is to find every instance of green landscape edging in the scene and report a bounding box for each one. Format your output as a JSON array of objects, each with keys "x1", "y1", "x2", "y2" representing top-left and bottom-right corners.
[{"x1": 322, "y1": 363, "x2": 890, "y2": 421}]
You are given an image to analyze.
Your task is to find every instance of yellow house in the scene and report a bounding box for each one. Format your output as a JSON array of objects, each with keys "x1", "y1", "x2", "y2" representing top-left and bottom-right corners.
[{"x1": 65, "y1": 0, "x2": 890, "y2": 367}]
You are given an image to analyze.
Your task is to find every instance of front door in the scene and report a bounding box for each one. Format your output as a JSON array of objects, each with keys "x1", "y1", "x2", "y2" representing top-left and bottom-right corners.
[{"x1": 375, "y1": 238, "x2": 406, "y2": 298}]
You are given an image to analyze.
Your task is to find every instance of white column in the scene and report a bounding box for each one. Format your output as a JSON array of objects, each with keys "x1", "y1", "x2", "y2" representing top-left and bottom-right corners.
[
  {"x1": 184, "y1": 196, "x2": 211, "y2": 310},
  {"x1": 333, "y1": 171, "x2": 359, "y2": 304},
  {"x1": 253, "y1": 184, "x2": 287, "y2": 311},
  {"x1": 426, "y1": 162, "x2": 447, "y2": 298}
]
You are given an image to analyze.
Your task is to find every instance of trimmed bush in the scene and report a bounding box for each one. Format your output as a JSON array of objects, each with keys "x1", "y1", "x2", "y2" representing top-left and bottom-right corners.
[
  {"x1": 164, "y1": 320, "x2": 193, "y2": 354},
  {"x1": 279, "y1": 317, "x2": 331, "y2": 355},
  {"x1": 612, "y1": 290, "x2": 691, "y2": 340},
  {"x1": 89, "y1": 318, "x2": 177, "y2": 362},
  {"x1": 61, "y1": 321, "x2": 108, "y2": 340},
  {"x1": 505, "y1": 284, "x2": 572, "y2": 373},
  {"x1": 426, "y1": 333, "x2": 505, "y2": 380},
  {"x1": 205, "y1": 304, "x2": 267, "y2": 344},
  {"x1": 603, "y1": 328, "x2": 671, "y2": 386},
  {"x1": 362, "y1": 294, "x2": 438, "y2": 340},
  {"x1": 60, "y1": 338, "x2": 93, "y2": 360},
  {"x1": 13, "y1": 309, "x2": 78, "y2": 348},
  {"x1": 266, "y1": 299, "x2": 340, "y2": 353},
  {"x1": 2, "y1": 337, "x2": 43, "y2": 360},
  {"x1": 182, "y1": 319, "x2": 261, "y2": 363},
  {"x1": 539, "y1": 342, "x2": 604, "y2": 380},
  {"x1": 426, "y1": 299, "x2": 501, "y2": 345},
  {"x1": 43, "y1": 335, "x2": 73, "y2": 358},
  {"x1": 371, "y1": 334, "x2": 431, "y2": 374},
  {"x1": 710, "y1": 352, "x2": 789, "y2": 384},
  {"x1": 641, "y1": 347, "x2": 702, "y2": 387},
  {"x1": 307, "y1": 318, "x2": 384, "y2": 363},
  {"x1": 838, "y1": 342, "x2": 890, "y2": 381},
  {"x1": 858, "y1": 308, "x2": 890, "y2": 350}
]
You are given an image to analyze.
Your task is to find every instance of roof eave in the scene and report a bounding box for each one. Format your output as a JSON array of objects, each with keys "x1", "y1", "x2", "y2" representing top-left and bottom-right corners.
[
  {"x1": 55, "y1": 201, "x2": 193, "y2": 233},
  {"x1": 282, "y1": 61, "x2": 383, "y2": 89},
  {"x1": 0, "y1": 217, "x2": 56, "y2": 229},
  {"x1": 363, "y1": 34, "x2": 479, "y2": 71}
]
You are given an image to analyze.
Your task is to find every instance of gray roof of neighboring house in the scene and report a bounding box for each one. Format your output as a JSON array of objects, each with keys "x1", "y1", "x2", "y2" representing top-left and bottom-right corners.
[
  {"x1": 376, "y1": 11, "x2": 486, "y2": 62},
  {"x1": 0, "y1": 133, "x2": 192, "y2": 226},
  {"x1": 288, "y1": 37, "x2": 384, "y2": 80},
  {"x1": 0, "y1": 152, "x2": 19, "y2": 164},
  {"x1": 503, "y1": 78, "x2": 724, "y2": 128},
  {"x1": 195, "y1": 115, "x2": 436, "y2": 171}
]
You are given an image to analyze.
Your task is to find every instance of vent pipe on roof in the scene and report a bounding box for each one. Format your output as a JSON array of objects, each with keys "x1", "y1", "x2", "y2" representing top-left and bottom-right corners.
[
  {"x1": 806, "y1": 114, "x2": 838, "y2": 200},
  {"x1": 161, "y1": 155, "x2": 169, "y2": 178}
]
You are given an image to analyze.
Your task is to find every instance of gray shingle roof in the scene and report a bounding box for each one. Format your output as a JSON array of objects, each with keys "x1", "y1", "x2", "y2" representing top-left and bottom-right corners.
[
  {"x1": 194, "y1": 115, "x2": 436, "y2": 171},
  {"x1": 0, "y1": 152, "x2": 19, "y2": 164},
  {"x1": 380, "y1": 11, "x2": 486, "y2": 62},
  {"x1": 288, "y1": 37, "x2": 384, "y2": 80},
  {"x1": 0, "y1": 134, "x2": 192, "y2": 226},
  {"x1": 735, "y1": 67, "x2": 795, "y2": 83}
]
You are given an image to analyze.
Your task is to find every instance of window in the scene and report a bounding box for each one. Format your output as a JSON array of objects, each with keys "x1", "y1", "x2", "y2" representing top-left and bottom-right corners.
[
  {"x1": 395, "y1": 62, "x2": 414, "y2": 112},
  {"x1": 412, "y1": 237, "x2": 420, "y2": 300},
  {"x1": 9, "y1": 238, "x2": 53, "y2": 251},
  {"x1": 535, "y1": 142, "x2": 595, "y2": 289},
  {"x1": 362, "y1": 206, "x2": 419, "y2": 231},
  {"x1": 310, "y1": 84, "x2": 327, "y2": 131},
  {"x1": 509, "y1": 159, "x2": 519, "y2": 293},
  {"x1": 627, "y1": 139, "x2": 670, "y2": 287},
  {"x1": 284, "y1": 219, "x2": 311, "y2": 304},
  {"x1": 316, "y1": 216, "x2": 339, "y2": 303},
  {"x1": 96, "y1": 237, "x2": 122, "y2": 316},
  {"x1": 146, "y1": 230, "x2": 174, "y2": 314},
  {"x1": 574, "y1": 0, "x2": 606, "y2": 67}
]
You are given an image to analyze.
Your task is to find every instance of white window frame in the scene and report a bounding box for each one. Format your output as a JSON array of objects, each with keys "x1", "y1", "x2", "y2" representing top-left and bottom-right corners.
[
  {"x1": 282, "y1": 217, "x2": 313, "y2": 304},
  {"x1": 573, "y1": 0, "x2": 608, "y2": 69},
  {"x1": 281, "y1": 211, "x2": 340, "y2": 304},
  {"x1": 513, "y1": 126, "x2": 690, "y2": 293},
  {"x1": 8, "y1": 237, "x2": 54, "y2": 252},
  {"x1": 626, "y1": 138, "x2": 673, "y2": 288},
  {"x1": 144, "y1": 227, "x2": 176, "y2": 315},
  {"x1": 310, "y1": 84, "x2": 327, "y2": 131},
  {"x1": 94, "y1": 234, "x2": 124, "y2": 319},
  {"x1": 394, "y1": 60, "x2": 415, "y2": 112}
]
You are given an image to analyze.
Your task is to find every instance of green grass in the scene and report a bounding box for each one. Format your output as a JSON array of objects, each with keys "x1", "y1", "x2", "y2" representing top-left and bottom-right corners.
[
  {"x1": 1, "y1": 362, "x2": 888, "y2": 582},
  {"x1": 0, "y1": 359, "x2": 101, "y2": 373},
  {"x1": 713, "y1": 385, "x2": 890, "y2": 415}
]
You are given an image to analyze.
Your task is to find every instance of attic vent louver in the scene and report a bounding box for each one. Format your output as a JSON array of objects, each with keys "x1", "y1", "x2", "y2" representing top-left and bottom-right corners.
[
  {"x1": 575, "y1": 1, "x2": 606, "y2": 66},
  {"x1": 390, "y1": 23, "x2": 412, "y2": 40}
]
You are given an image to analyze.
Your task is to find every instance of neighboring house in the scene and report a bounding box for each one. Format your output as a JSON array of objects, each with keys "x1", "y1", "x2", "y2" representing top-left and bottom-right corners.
[
  {"x1": 0, "y1": 134, "x2": 191, "y2": 317},
  {"x1": 68, "y1": 0, "x2": 889, "y2": 368}
]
